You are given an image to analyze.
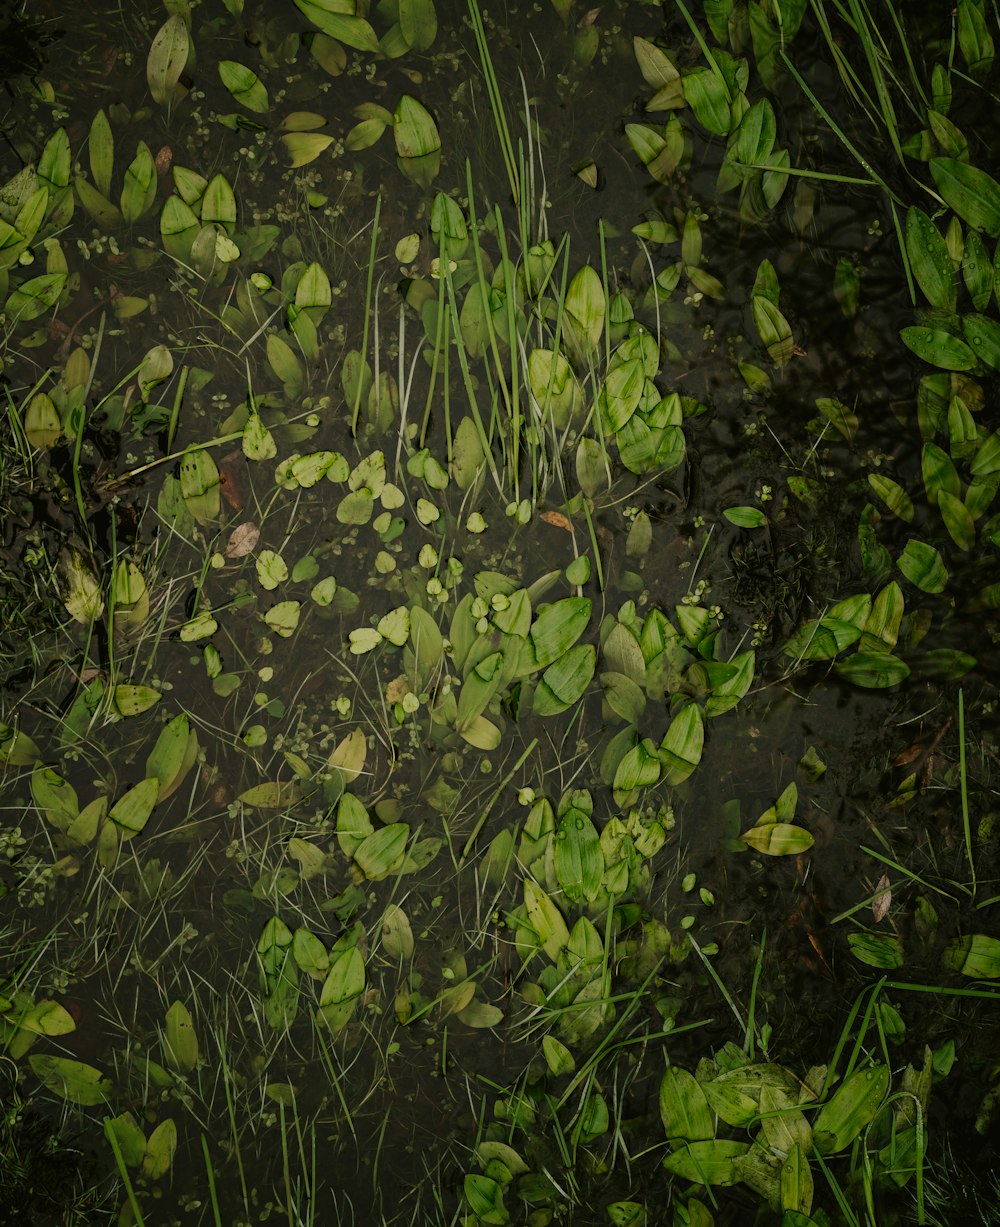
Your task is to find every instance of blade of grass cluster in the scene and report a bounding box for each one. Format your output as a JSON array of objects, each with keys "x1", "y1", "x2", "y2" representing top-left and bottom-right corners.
[
  {"x1": 351, "y1": 196, "x2": 381, "y2": 436},
  {"x1": 420, "y1": 227, "x2": 450, "y2": 447},
  {"x1": 458, "y1": 736, "x2": 537, "y2": 864},
  {"x1": 673, "y1": 0, "x2": 731, "y2": 96},
  {"x1": 104, "y1": 1118, "x2": 147, "y2": 1227},
  {"x1": 493, "y1": 204, "x2": 523, "y2": 499},
  {"x1": 745, "y1": 931, "x2": 766, "y2": 1058},
  {"x1": 779, "y1": 50, "x2": 903, "y2": 204},
  {"x1": 464, "y1": 168, "x2": 515, "y2": 482},
  {"x1": 201, "y1": 1135, "x2": 224, "y2": 1227},
  {"x1": 216, "y1": 1029, "x2": 249, "y2": 1212},
  {"x1": 842, "y1": 0, "x2": 905, "y2": 166},
  {"x1": 958, "y1": 688, "x2": 976, "y2": 896},
  {"x1": 72, "y1": 311, "x2": 105, "y2": 544},
  {"x1": 878, "y1": 0, "x2": 930, "y2": 108},
  {"x1": 468, "y1": 0, "x2": 520, "y2": 205}
]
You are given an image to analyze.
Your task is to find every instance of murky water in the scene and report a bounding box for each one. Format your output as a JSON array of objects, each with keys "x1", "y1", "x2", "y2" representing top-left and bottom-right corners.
[{"x1": 2, "y1": 1, "x2": 999, "y2": 1224}]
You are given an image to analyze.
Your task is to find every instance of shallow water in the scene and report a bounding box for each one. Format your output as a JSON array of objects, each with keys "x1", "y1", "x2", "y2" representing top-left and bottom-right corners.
[{"x1": 2, "y1": 1, "x2": 999, "y2": 1224}]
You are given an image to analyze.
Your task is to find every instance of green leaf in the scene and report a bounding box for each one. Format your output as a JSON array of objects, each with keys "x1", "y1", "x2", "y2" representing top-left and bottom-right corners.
[
  {"x1": 683, "y1": 67, "x2": 732, "y2": 136},
  {"x1": 848, "y1": 932, "x2": 904, "y2": 968},
  {"x1": 106, "y1": 1114, "x2": 146, "y2": 1168},
  {"x1": 524, "y1": 878, "x2": 569, "y2": 961},
  {"x1": 0, "y1": 726, "x2": 41, "y2": 767},
  {"x1": 930, "y1": 157, "x2": 1000, "y2": 236},
  {"x1": 599, "y1": 358, "x2": 645, "y2": 433},
  {"x1": 393, "y1": 95, "x2": 441, "y2": 158},
  {"x1": 89, "y1": 110, "x2": 114, "y2": 197},
  {"x1": 938, "y1": 489, "x2": 976, "y2": 549},
  {"x1": 163, "y1": 1000, "x2": 198, "y2": 1072},
  {"x1": 318, "y1": 946, "x2": 366, "y2": 1032},
  {"x1": 660, "y1": 1066, "x2": 715, "y2": 1142},
  {"x1": 613, "y1": 738, "x2": 661, "y2": 800},
  {"x1": 354, "y1": 823, "x2": 409, "y2": 879},
  {"x1": 109, "y1": 777, "x2": 159, "y2": 839},
  {"x1": 399, "y1": 0, "x2": 437, "y2": 50},
  {"x1": 662, "y1": 1140, "x2": 748, "y2": 1185},
  {"x1": 897, "y1": 540, "x2": 948, "y2": 593},
  {"x1": 739, "y1": 822, "x2": 814, "y2": 855},
  {"x1": 239, "y1": 781, "x2": 300, "y2": 809},
  {"x1": 142, "y1": 1118, "x2": 177, "y2": 1180},
  {"x1": 868, "y1": 474, "x2": 914, "y2": 521},
  {"x1": 943, "y1": 933, "x2": 1000, "y2": 978},
  {"x1": 219, "y1": 61, "x2": 270, "y2": 113},
  {"x1": 6, "y1": 272, "x2": 67, "y2": 323},
  {"x1": 31, "y1": 763, "x2": 79, "y2": 831},
  {"x1": 294, "y1": 0, "x2": 380, "y2": 51},
  {"x1": 900, "y1": 326, "x2": 976, "y2": 371},
  {"x1": 533, "y1": 644, "x2": 597, "y2": 716},
  {"x1": 281, "y1": 132, "x2": 335, "y2": 167},
  {"x1": 813, "y1": 1064, "x2": 890, "y2": 1154},
  {"x1": 553, "y1": 806, "x2": 603, "y2": 902},
  {"x1": 905, "y1": 207, "x2": 956, "y2": 310},
  {"x1": 659, "y1": 703, "x2": 704, "y2": 785},
  {"x1": 752, "y1": 295, "x2": 793, "y2": 365},
  {"x1": 75, "y1": 175, "x2": 122, "y2": 227},
  {"x1": 179, "y1": 448, "x2": 221, "y2": 525},
  {"x1": 529, "y1": 598, "x2": 591, "y2": 669},
  {"x1": 723, "y1": 505, "x2": 766, "y2": 528},
  {"x1": 565, "y1": 265, "x2": 605, "y2": 355},
  {"x1": 114, "y1": 684, "x2": 161, "y2": 716},
  {"x1": 835, "y1": 652, "x2": 910, "y2": 688},
  {"x1": 29, "y1": 1055, "x2": 112, "y2": 1105},
  {"x1": 962, "y1": 312, "x2": 1000, "y2": 370},
  {"x1": 120, "y1": 141, "x2": 157, "y2": 223},
  {"x1": 601, "y1": 671, "x2": 647, "y2": 724},
  {"x1": 147, "y1": 15, "x2": 190, "y2": 106}
]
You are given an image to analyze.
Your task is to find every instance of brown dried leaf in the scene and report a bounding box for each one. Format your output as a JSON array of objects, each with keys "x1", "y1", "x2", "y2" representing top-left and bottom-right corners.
[
  {"x1": 540, "y1": 510, "x2": 573, "y2": 532},
  {"x1": 872, "y1": 874, "x2": 891, "y2": 923},
  {"x1": 225, "y1": 521, "x2": 260, "y2": 559}
]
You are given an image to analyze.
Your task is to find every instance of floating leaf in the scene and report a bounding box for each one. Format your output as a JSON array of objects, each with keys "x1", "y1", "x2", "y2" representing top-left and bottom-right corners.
[
  {"x1": 354, "y1": 824, "x2": 409, "y2": 879},
  {"x1": 163, "y1": 1001, "x2": 198, "y2": 1072},
  {"x1": 524, "y1": 878, "x2": 569, "y2": 961},
  {"x1": 900, "y1": 326, "x2": 976, "y2": 371},
  {"x1": 813, "y1": 1064, "x2": 890, "y2": 1154},
  {"x1": 835, "y1": 652, "x2": 910, "y2": 688},
  {"x1": 533, "y1": 644, "x2": 596, "y2": 716},
  {"x1": 147, "y1": 15, "x2": 190, "y2": 107},
  {"x1": 962, "y1": 312, "x2": 1000, "y2": 370},
  {"x1": 553, "y1": 805, "x2": 602, "y2": 902},
  {"x1": 868, "y1": 474, "x2": 914, "y2": 521},
  {"x1": 238, "y1": 781, "x2": 300, "y2": 809},
  {"x1": 294, "y1": 0, "x2": 380, "y2": 52},
  {"x1": 29, "y1": 1055, "x2": 111, "y2": 1105},
  {"x1": 318, "y1": 946, "x2": 366, "y2": 1033},
  {"x1": 281, "y1": 133, "x2": 334, "y2": 167},
  {"x1": 660, "y1": 1066, "x2": 714, "y2": 1142},
  {"x1": 897, "y1": 540, "x2": 948, "y2": 593},
  {"x1": 662, "y1": 1140, "x2": 748, "y2": 1185},
  {"x1": 752, "y1": 295, "x2": 793, "y2": 365},
  {"x1": 723, "y1": 506, "x2": 766, "y2": 528},
  {"x1": 930, "y1": 157, "x2": 1000, "y2": 237},
  {"x1": 399, "y1": 0, "x2": 437, "y2": 50},
  {"x1": 943, "y1": 933, "x2": 1000, "y2": 978},
  {"x1": 740, "y1": 822, "x2": 814, "y2": 856},
  {"x1": 659, "y1": 703, "x2": 703, "y2": 785},
  {"x1": 905, "y1": 207, "x2": 956, "y2": 310},
  {"x1": 142, "y1": 1118, "x2": 177, "y2": 1180},
  {"x1": 219, "y1": 60, "x2": 269, "y2": 113},
  {"x1": 109, "y1": 777, "x2": 159, "y2": 840}
]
